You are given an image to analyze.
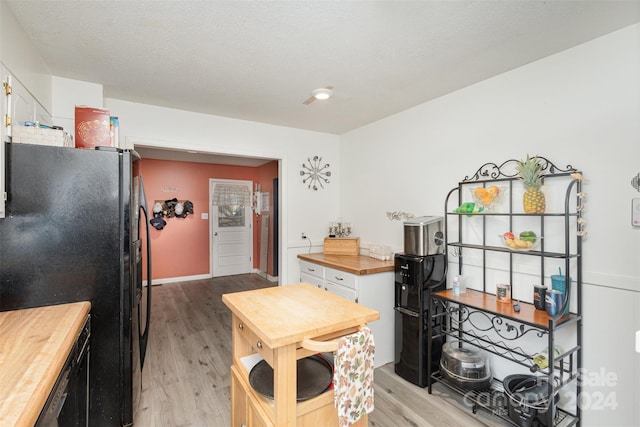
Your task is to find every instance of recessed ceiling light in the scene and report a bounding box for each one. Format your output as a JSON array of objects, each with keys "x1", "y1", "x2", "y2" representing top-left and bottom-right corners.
[
  {"x1": 303, "y1": 86, "x2": 335, "y2": 105},
  {"x1": 312, "y1": 88, "x2": 333, "y2": 100}
]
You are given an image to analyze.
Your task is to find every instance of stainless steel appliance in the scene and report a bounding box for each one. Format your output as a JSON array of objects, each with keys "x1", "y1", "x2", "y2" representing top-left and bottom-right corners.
[
  {"x1": 394, "y1": 253, "x2": 446, "y2": 387},
  {"x1": 36, "y1": 316, "x2": 91, "y2": 426},
  {"x1": 403, "y1": 216, "x2": 444, "y2": 257},
  {"x1": 0, "y1": 143, "x2": 152, "y2": 426}
]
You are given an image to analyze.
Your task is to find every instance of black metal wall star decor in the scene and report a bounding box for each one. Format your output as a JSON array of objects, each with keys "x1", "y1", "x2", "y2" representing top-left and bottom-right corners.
[
  {"x1": 300, "y1": 155, "x2": 331, "y2": 190},
  {"x1": 632, "y1": 172, "x2": 640, "y2": 192}
]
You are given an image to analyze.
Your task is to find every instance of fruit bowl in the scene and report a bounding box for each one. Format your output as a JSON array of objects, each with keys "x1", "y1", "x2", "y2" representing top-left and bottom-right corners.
[
  {"x1": 501, "y1": 232, "x2": 540, "y2": 251},
  {"x1": 470, "y1": 186, "x2": 506, "y2": 210}
]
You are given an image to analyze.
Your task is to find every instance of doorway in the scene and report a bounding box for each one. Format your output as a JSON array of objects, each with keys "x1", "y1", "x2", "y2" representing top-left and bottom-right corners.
[
  {"x1": 209, "y1": 179, "x2": 253, "y2": 277},
  {"x1": 133, "y1": 143, "x2": 287, "y2": 285}
]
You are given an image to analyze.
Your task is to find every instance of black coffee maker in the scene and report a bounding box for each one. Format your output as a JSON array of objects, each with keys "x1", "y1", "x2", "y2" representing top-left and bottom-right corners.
[{"x1": 394, "y1": 216, "x2": 447, "y2": 387}]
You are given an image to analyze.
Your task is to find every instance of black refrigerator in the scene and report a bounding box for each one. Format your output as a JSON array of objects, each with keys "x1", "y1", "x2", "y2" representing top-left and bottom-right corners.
[{"x1": 0, "y1": 142, "x2": 152, "y2": 427}]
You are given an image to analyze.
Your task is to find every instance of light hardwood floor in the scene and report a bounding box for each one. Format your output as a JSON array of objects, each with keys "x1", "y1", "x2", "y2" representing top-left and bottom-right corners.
[{"x1": 135, "y1": 275, "x2": 509, "y2": 426}]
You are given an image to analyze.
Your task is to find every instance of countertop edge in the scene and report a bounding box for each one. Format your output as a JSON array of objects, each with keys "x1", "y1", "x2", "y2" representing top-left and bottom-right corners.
[
  {"x1": 297, "y1": 253, "x2": 394, "y2": 275},
  {"x1": 0, "y1": 301, "x2": 91, "y2": 427}
]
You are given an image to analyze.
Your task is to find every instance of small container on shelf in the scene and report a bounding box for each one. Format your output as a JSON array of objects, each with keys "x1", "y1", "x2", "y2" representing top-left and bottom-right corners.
[
  {"x1": 452, "y1": 275, "x2": 466, "y2": 296},
  {"x1": 545, "y1": 289, "x2": 563, "y2": 316},
  {"x1": 551, "y1": 269, "x2": 571, "y2": 315},
  {"x1": 533, "y1": 285, "x2": 547, "y2": 310},
  {"x1": 496, "y1": 283, "x2": 511, "y2": 303}
]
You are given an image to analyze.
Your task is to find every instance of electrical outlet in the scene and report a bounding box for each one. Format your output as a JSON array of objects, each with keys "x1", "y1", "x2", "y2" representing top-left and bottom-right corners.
[{"x1": 301, "y1": 232, "x2": 307, "y2": 239}]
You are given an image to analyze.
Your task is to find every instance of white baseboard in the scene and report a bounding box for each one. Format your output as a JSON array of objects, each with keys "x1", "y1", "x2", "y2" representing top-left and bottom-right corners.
[
  {"x1": 145, "y1": 273, "x2": 212, "y2": 286},
  {"x1": 144, "y1": 271, "x2": 281, "y2": 286},
  {"x1": 253, "y1": 269, "x2": 279, "y2": 282}
]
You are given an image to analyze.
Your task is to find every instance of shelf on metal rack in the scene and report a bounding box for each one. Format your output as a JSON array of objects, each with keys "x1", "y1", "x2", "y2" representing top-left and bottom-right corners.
[
  {"x1": 431, "y1": 372, "x2": 576, "y2": 427},
  {"x1": 433, "y1": 289, "x2": 577, "y2": 329}
]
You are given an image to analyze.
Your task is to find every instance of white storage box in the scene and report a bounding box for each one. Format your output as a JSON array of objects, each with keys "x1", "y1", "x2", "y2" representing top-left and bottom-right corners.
[{"x1": 11, "y1": 126, "x2": 74, "y2": 147}]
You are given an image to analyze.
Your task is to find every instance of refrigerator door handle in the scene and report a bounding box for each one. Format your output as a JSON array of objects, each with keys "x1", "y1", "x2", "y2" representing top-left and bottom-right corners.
[{"x1": 138, "y1": 177, "x2": 152, "y2": 370}]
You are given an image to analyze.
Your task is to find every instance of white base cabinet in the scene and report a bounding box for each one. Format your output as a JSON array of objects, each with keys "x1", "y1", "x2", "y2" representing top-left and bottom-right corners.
[{"x1": 299, "y1": 258, "x2": 394, "y2": 367}]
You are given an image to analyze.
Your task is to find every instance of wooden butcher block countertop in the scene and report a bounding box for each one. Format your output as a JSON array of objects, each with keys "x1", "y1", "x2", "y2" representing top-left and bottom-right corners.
[
  {"x1": 0, "y1": 301, "x2": 91, "y2": 427},
  {"x1": 298, "y1": 253, "x2": 394, "y2": 275},
  {"x1": 222, "y1": 283, "x2": 379, "y2": 349}
]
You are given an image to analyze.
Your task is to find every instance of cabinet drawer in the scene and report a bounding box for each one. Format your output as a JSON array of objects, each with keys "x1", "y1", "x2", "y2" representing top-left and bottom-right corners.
[
  {"x1": 300, "y1": 260, "x2": 324, "y2": 279},
  {"x1": 325, "y1": 281, "x2": 357, "y2": 302},
  {"x1": 325, "y1": 267, "x2": 356, "y2": 290},
  {"x1": 301, "y1": 272, "x2": 324, "y2": 289},
  {"x1": 234, "y1": 319, "x2": 273, "y2": 364}
]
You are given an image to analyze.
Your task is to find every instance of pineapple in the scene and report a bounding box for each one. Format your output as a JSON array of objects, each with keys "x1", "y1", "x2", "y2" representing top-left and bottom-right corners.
[{"x1": 516, "y1": 155, "x2": 546, "y2": 213}]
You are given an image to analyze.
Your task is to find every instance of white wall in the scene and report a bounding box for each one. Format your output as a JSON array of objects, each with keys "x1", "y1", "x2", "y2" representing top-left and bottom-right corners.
[
  {"x1": 105, "y1": 98, "x2": 341, "y2": 285},
  {"x1": 51, "y1": 76, "x2": 104, "y2": 137},
  {"x1": 341, "y1": 24, "x2": 640, "y2": 426}
]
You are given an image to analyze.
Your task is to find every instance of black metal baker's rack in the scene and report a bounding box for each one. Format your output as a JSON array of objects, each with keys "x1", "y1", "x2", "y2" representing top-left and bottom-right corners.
[{"x1": 426, "y1": 157, "x2": 584, "y2": 427}]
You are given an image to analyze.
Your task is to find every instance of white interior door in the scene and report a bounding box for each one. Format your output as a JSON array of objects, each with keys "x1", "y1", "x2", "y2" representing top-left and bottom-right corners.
[{"x1": 210, "y1": 179, "x2": 253, "y2": 277}]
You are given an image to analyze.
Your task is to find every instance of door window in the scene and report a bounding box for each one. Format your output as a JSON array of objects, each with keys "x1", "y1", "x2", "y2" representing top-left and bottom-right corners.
[{"x1": 218, "y1": 204, "x2": 245, "y2": 227}]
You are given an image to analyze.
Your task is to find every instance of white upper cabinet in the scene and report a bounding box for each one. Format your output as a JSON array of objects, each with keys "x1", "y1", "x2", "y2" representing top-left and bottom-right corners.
[{"x1": 1, "y1": 66, "x2": 53, "y2": 218}]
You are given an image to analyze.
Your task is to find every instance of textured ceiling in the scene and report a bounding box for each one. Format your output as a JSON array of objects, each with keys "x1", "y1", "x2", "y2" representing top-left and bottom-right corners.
[{"x1": 5, "y1": 0, "x2": 640, "y2": 137}]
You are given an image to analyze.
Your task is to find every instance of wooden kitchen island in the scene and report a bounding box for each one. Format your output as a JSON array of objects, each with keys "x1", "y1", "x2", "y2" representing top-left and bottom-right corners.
[{"x1": 223, "y1": 283, "x2": 379, "y2": 427}]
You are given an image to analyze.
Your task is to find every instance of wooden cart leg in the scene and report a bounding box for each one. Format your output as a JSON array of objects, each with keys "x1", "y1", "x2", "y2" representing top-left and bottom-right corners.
[{"x1": 273, "y1": 344, "x2": 297, "y2": 426}]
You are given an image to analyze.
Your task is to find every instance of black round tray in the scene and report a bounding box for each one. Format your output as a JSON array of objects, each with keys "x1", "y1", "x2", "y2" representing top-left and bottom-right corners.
[{"x1": 249, "y1": 354, "x2": 333, "y2": 402}]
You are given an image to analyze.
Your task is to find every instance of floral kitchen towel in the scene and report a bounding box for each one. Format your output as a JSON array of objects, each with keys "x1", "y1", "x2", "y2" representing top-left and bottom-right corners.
[{"x1": 333, "y1": 326, "x2": 375, "y2": 426}]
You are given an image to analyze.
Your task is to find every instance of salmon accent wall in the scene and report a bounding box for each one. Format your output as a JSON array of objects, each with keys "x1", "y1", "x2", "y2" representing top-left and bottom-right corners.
[{"x1": 140, "y1": 158, "x2": 277, "y2": 281}]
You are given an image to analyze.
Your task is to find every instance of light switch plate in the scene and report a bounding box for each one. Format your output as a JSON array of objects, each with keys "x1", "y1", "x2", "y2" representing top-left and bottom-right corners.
[
  {"x1": 201, "y1": 212, "x2": 209, "y2": 220},
  {"x1": 633, "y1": 198, "x2": 640, "y2": 227}
]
